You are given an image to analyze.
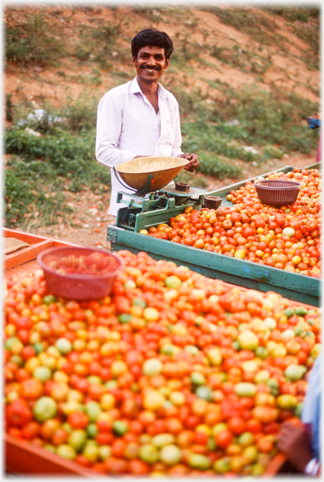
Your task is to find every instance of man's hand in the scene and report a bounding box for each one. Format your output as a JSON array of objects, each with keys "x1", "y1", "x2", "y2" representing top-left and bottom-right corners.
[
  {"x1": 277, "y1": 422, "x2": 313, "y2": 473},
  {"x1": 179, "y1": 153, "x2": 200, "y2": 172}
]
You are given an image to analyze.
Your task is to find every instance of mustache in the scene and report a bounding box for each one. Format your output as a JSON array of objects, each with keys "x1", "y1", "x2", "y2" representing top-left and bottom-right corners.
[{"x1": 140, "y1": 65, "x2": 161, "y2": 71}]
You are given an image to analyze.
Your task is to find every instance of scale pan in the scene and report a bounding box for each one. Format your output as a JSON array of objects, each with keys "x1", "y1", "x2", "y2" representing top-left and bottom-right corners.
[{"x1": 116, "y1": 156, "x2": 189, "y2": 192}]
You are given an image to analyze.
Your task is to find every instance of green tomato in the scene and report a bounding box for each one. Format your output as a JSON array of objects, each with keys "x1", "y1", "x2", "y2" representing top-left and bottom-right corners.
[
  {"x1": 254, "y1": 370, "x2": 270, "y2": 384},
  {"x1": 237, "y1": 330, "x2": 259, "y2": 351},
  {"x1": 68, "y1": 429, "x2": 87, "y2": 452},
  {"x1": 55, "y1": 338, "x2": 72, "y2": 355},
  {"x1": 159, "y1": 444, "x2": 182, "y2": 465},
  {"x1": 232, "y1": 341, "x2": 240, "y2": 351},
  {"x1": 139, "y1": 444, "x2": 159, "y2": 464},
  {"x1": 282, "y1": 227, "x2": 295, "y2": 237},
  {"x1": 295, "y1": 306, "x2": 308, "y2": 317},
  {"x1": 284, "y1": 364, "x2": 307, "y2": 381},
  {"x1": 255, "y1": 346, "x2": 268, "y2": 360},
  {"x1": 132, "y1": 298, "x2": 147, "y2": 308},
  {"x1": 33, "y1": 396, "x2": 57, "y2": 422},
  {"x1": 294, "y1": 402, "x2": 304, "y2": 418},
  {"x1": 311, "y1": 343, "x2": 321, "y2": 359},
  {"x1": 207, "y1": 437, "x2": 217, "y2": 451},
  {"x1": 4, "y1": 337, "x2": 20, "y2": 351},
  {"x1": 56, "y1": 444, "x2": 76, "y2": 460},
  {"x1": 207, "y1": 347, "x2": 222, "y2": 366},
  {"x1": 86, "y1": 423, "x2": 98, "y2": 439},
  {"x1": 142, "y1": 358, "x2": 163, "y2": 376},
  {"x1": 62, "y1": 423, "x2": 72, "y2": 433},
  {"x1": 33, "y1": 366, "x2": 52, "y2": 382},
  {"x1": 234, "y1": 382, "x2": 257, "y2": 397},
  {"x1": 237, "y1": 432, "x2": 255, "y2": 447},
  {"x1": 118, "y1": 314, "x2": 132, "y2": 324},
  {"x1": 195, "y1": 385, "x2": 213, "y2": 402},
  {"x1": 160, "y1": 344, "x2": 178, "y2": 356},
  {"x1": 284, "y1": 308, "x2": 295, "y2": 319},
  {"x1": 277, "y1": 394, "x2": 298, "y2": 409},
  {"x1": 87, "y1": 376, "x2": 102, "y2": 385},
  {"x1": 188, "y1": 454, "x2": 211, "y2": 470},
  {"x1": 32, "y1": 342, "x2": 44, "y2": 355},
  {"x1": 267, "y1": 378, "x2": 279, "y2": 396},
  {"x1": 98, "y1": 445, "x2": 111, "y2": 461},
  {"x1": 191, "y1": 372, "x2": 206, "y2": 386},
  {"x1": 213, "y1": 457, "x2": 230, "y2": 474},
  {"x1": 43, "y1": 295, "x2": 57, "y2": 305},
  {"x1": 165, "y1": 275, "x2": 182, "y2": 288},
  {"x1": 113, "y1": 420, "x2": 128, "y2": 436},
  {"x1": 9, "y1": 355, "x2": 23, "y2": 367},
  {"x1": 85, "y1": 401, "x2": 101, "y2": 422},
  {"x1": 82, "y1": 443, "x2": 99, "y2": 462},
  {"x1": 251, "y1": 463, "x2": 265, "y2": 476},
  {"x1": 184, "y1": 345, "x2": 200, "y2": 355},
  {"x1": 152, "y1": 434, "x2": 175, "y2": 448},
  {"x1": 105, "y1": 380, "x2": 118, "y2": 390}
]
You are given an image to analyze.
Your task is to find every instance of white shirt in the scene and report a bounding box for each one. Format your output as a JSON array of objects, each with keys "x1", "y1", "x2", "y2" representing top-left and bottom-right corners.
[{"x1": 96, "y1": 77, "x2": 183, "y2": 216}]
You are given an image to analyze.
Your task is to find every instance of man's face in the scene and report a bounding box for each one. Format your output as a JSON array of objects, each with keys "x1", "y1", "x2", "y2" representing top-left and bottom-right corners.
[{"x1": 132, "y1": 45, "x2": 169, "y2": 83}]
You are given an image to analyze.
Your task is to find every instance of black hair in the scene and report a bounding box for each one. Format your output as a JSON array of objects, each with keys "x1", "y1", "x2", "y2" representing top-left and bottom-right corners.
[{"x1": 131, "y1": 28, "x2": 174, "y2": 60}]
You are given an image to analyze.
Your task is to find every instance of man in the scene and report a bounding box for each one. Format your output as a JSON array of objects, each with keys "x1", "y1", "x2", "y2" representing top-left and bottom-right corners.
[
  {"x1": 96, "y1": 27, "x2": 199, "y2": 217},
  {"x1": 277, "y1": 354, "x2": 321, "y2": 476}
]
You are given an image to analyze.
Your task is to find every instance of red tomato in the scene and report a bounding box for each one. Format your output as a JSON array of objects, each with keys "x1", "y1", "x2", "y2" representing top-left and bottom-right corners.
[
  {"x1": 67, "y1": 411, "x2": 89, "y2": 430},
  {"x1": 20, "y1": 378, "x2": 44, "y2": 400},
  {"x1": 214, "y1": 429, "x2": 233, "y2": 448},
  {"x1": 6, "y1": 399, "x2": 33, "y2": 428}
]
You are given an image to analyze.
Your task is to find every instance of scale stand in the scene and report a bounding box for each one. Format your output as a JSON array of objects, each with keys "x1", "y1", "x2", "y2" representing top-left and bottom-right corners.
[{"x1": 114, "y1": 185, "x2": 207, "y2": 232}]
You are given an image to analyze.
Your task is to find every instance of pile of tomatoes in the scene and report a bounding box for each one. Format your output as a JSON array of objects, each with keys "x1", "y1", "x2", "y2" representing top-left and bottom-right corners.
[
  {"x1": 4, "y1": 250, "x2": 321, "y2": 476},
  {"x1": 143, "y1": 168, "x2": 321, "y2": 278}
]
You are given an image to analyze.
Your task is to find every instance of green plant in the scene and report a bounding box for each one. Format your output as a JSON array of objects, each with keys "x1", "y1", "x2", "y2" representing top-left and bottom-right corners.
[
  {"x1": 63, "y1": 94, "x2": 99, "y2": 132},
  {"x1": 5, "y1": 11, "x2": 65, "y2": 66},
  {"x1": 262, "y1": 145, "x2": 284, "y2": 160},
  {"x1": 4, "y1": 156, "x2": 71, "y2": 228},
  {"x1": 198, "y1": 154, "x2": 241, "y2": 179}
]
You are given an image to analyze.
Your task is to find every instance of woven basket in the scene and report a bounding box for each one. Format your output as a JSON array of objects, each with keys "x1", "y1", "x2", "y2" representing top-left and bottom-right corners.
[
  {"x1": 255, "y1": 179, "x2": 302, "y2": 206},
  {"x1": 37, "y1": 247, "x2": 123, "y2": 300}
]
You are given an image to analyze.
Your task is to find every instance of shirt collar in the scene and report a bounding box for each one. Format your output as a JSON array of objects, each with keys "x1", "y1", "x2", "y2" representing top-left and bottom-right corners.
[{"x1": 130, "y1": 77, "x2": 167, "y2": 100}]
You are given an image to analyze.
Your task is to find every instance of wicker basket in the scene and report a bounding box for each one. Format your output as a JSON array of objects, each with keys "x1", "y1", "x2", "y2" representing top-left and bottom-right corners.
[
  {"x1": 255, "y1": 179, "x2": 302, "y2": 206},
  {"x1": 37, "y1": 247, "x2": 123, "y2": 300}
]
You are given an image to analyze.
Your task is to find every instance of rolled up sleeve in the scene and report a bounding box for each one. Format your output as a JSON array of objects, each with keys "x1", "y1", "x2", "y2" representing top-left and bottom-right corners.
[{"x1": 96, "y1": 93, "x2": 135, "y2": 168}]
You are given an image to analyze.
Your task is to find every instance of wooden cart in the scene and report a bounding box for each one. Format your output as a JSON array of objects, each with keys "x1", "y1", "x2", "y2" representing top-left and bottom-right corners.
[{"x1": 4, "y1": 228, "x2": 311, "y2": 477}]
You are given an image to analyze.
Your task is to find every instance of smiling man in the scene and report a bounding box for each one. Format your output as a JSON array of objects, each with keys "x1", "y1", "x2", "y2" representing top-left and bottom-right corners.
[{"x1": 96, "y1": 28, "x2": 200, "y2": 217}]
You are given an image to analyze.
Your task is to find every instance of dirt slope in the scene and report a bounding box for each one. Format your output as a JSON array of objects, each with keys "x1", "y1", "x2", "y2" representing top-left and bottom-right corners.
[{"x1": 4, "y1": 5, "x2": 320, "y2": 247}]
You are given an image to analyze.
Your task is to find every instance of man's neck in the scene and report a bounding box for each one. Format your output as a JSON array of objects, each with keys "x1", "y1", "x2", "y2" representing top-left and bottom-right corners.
[{"x1": 137, "y1": 76, "x2": 159, "y2": 96}]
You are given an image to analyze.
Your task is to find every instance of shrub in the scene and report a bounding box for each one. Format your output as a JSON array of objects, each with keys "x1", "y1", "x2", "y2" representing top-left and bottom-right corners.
[{"x1": 198, "y1": 154, "x2": 241, "y2": 179}]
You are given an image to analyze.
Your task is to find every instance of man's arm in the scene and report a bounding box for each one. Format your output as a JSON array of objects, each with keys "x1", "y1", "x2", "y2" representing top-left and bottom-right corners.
[
  {"x1": 96, "y1": 93, "x2": 136, "y2": 168},
  {"x1": 277, "y1": 422, "x2": 314, "y2": 473}
]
